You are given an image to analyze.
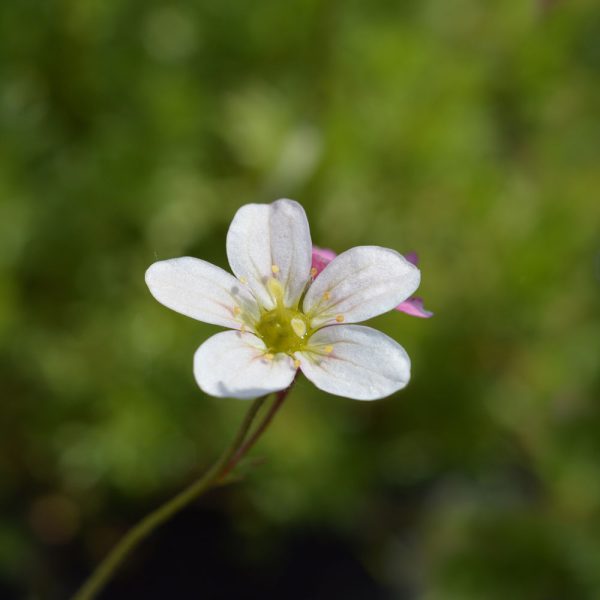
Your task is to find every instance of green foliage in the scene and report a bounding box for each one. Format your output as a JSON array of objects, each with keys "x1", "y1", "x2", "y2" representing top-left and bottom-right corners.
[{"x1": 1, "y1": 0, "x2": 599, "y2": 596}]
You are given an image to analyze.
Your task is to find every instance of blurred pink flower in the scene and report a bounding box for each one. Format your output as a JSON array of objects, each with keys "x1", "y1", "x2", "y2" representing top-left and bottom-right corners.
[
  {"x1": 311, "y1": 246, "x2": 433, "y2": 319},
  {"x1": 310, "y1": 246, "x2": 337, "y2": 277}
]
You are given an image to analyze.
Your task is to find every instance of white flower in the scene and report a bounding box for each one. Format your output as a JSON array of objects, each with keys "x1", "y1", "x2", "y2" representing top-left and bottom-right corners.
[{"x1": 145, "y1": 199, "x2": 421, "y2": 400}]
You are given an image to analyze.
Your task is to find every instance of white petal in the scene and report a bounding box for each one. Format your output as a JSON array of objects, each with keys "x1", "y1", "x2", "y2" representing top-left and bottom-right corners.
[
  {"x1": 295, "y1": 325, "x2": 411, "y2": 400},
  {"x1": 145, "y1": 257, "x2": 260, "y2": 330},
  {"x1": 226, "y1": 199, "x2": 312, "y2": 310},
  {"x1": 303, "y1": 246, "x2": 420, "y2": 328},
  {"x1": 194, "y1": 331, "x2": 297, "y2": 399}
]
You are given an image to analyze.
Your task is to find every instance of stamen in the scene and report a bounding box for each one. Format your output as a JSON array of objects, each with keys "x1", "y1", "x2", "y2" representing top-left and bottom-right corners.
[
  {"x1": 271, "y1": 264, "x2": 280, "y2": 274},
  {"x1": 239, "y1": 276, "x2": 248, "y2": 284},
  {"x1": 293, "y1": 359, "x2": 301, "y2": 369},
  {"x1": 264, "y1": 353, "x2": 274, "y2": 361},
  {"x1": 324, "y1": 345, "x2": 334, "y2": 354},
  {"x1": 240, "y1": 324, "x2": 246, "y2": 333},
  {"x1": 267, "y1": 278, "x2": 285, "y2": 305},
  {"x1": 323, "y1": 291, "x2": 331, "y2": 301},
  {"x1": 233, "y1": 306, "x2": 241, "y2": 316},
  {"x1": 291, "y1": 317, "x2": 307, "y2": 338},
  {"x1": 310, "y1": 267, "x2": 318, "y2": 278},
  {"x1": 335, "y1": 314, "x2": 344, "y2": 323}
]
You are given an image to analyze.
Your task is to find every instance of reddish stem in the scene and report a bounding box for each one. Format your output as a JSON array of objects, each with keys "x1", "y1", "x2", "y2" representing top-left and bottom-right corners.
[{"x1": 219, "y1": 382, "x2": 294, "y2": 482}]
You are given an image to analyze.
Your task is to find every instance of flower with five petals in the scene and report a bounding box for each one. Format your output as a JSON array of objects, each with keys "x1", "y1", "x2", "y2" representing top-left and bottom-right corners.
[{"x1": 145, "y1": 199, "x2": 422, "y2": 400}]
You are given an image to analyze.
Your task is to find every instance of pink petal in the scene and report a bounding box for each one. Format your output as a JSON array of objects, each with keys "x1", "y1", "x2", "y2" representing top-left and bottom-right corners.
[
  {"x1": 311, "y1": 246, "x2": 337, "y2": 276},
  {"x1": 395, "y1": 297, "x2": 433, "y2": 318},
  {"x1": 404, "y1": 252, "x2": 419, "y2": 267}
]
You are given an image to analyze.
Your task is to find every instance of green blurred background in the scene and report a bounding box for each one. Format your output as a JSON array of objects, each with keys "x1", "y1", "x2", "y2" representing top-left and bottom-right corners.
[{"x1": 1, "y1": 0, "x2": 599, "y2": 598}]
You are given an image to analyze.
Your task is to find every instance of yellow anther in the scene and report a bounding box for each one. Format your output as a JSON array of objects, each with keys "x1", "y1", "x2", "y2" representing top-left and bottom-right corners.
[
  {"x1": 324, "y1": 345, "x2": 334, "y2": 354},
  {"x1": 294, "y1": 359, "x2": 301, "y2": 369},
  {"x1": 271, "y1": 264, "x2": 280, "y2": 274},
  {"x1": 233, "y1": 306, "x2": 241, "y2": 315},
  {"x1": 310, "y1": 267, "x2": 318, "y2": 278},
  {"x1": 239, "y1": 276, "x2": 248, "y2": 284},
  {"x1": 291, "y1": 317, "x2": 307, "y2": 338},
  {"x1": 335, "y1": 314, "x2": 344, "y2": 323},
  {"x1": 265, "y1": 353, "x2": 275, "y2": 361},
  {"x1": 323, "y1": 291, "x2": 331, "y2": 301},
  {"x1": 240, "y1": 324, "x2": 246, "y2": 333}
]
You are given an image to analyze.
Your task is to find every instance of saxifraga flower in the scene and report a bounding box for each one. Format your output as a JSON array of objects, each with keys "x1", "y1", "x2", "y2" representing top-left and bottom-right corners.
[{"x1": 145, "y1": 199, "x2": 422, "y2": 400}]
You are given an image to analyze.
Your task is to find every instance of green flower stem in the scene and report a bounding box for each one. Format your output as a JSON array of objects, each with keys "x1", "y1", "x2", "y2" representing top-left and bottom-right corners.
[
  {"x1": 72, "y1": 385, "x2": 293, "y2": 600},
  {"x1": 224, "y1": 387, "x2": 290, "y2": 476}
]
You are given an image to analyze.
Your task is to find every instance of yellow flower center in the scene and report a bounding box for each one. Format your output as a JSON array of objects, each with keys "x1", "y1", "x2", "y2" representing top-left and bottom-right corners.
[
  {"x1": 247, "y1": 276, "x2": 309, "y2": 354},
  {"x1": 255, "y1": 307, "x2": 310, "y2": 354},
  {"x1": 234, "y1": 274, "x2": 341, "y2": 358}
]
